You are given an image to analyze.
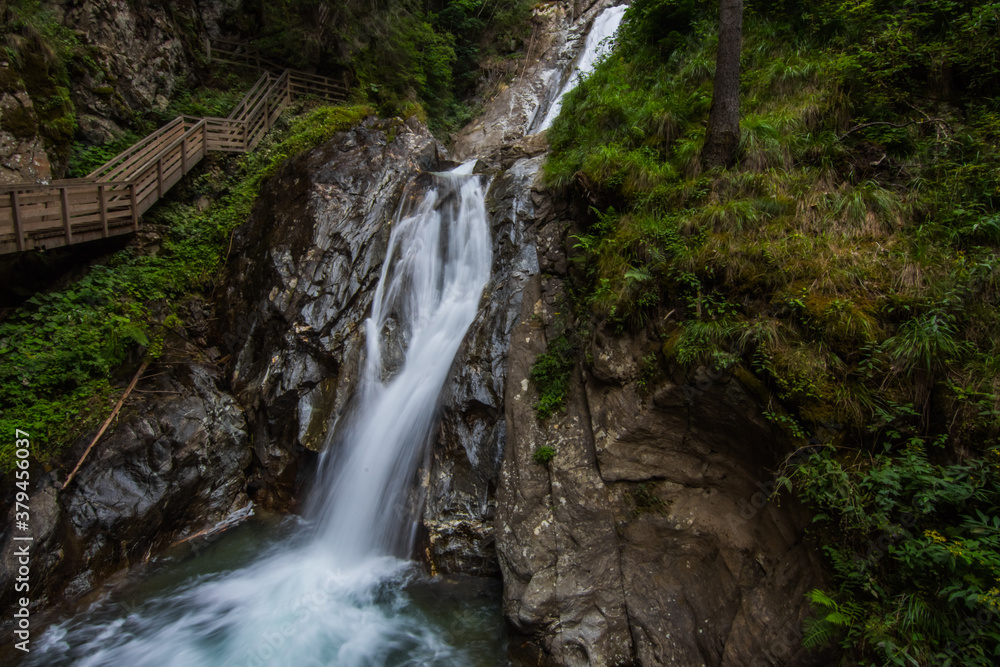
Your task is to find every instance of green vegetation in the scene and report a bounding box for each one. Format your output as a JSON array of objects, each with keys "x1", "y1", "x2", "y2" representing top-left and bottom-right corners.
[
  {"x1": 631, "y1": 482, "x2": 668, "y2": 516},
  {"x1": 66, "y1": 132, "x2": 142, "y2": 178},
  {"x1": 546, "y1": 0, "x2": 1000, "y2": 662},
  {"x1": 532, "y1": 445, "x2": 556, "y2": 465},
  {"x1": 224, "y1": 0, "x2": 532, "y2": 134},
  {"x1": 529, "y1": 335, "x2": 576, "y2": 419},
  {"x1": 0, "y1": 103, "x2": 373, "y2": 472}
]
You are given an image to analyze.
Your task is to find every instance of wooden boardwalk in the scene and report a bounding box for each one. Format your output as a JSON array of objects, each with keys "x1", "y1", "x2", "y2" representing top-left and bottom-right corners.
[{"x1": 0, "y1": 42, "x2": 348, "y2": 255}]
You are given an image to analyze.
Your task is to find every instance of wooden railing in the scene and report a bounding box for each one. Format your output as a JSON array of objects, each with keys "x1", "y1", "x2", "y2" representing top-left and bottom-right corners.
[
  {"x1": 208, "y1": 38, "x2": 349, "y2": 102},
  {"x1": 1, "y1": 53, "x2": 348, "y2": 255}
]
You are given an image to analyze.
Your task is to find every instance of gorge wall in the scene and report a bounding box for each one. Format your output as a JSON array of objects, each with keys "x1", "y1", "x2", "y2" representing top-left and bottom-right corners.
[{"x1": 1, "y1": 1, "x2": 832, "y2": 664}]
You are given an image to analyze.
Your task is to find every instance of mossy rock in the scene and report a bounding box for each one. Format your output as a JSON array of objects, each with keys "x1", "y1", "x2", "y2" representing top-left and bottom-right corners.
[
  {"x1": 733, "y1": 364, "x2": 771, "y2": 405},
  {"x1": 0, "y1": 65, "x2": 25, "y2": 94},
  {"x1": 94, "y1": 85, "x2": 114, "y2": 95},
  {"x1": 1, "y1": 104, "x2": 39, "y2": 138}
]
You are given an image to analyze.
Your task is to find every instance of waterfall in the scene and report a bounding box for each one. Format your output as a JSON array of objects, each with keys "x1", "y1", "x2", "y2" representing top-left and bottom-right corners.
[
  {"x1": 308, "y1": 161, "x2": 492, "y2": 561},
  {"x1": 533, "y1": 4, "x2": 628, "y2": 134},
  {"x1": 27, "y1": 167, "x2": 494, "y2": 667}
]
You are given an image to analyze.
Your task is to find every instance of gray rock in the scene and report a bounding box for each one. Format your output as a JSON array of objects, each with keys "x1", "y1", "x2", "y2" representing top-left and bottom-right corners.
[
  {"x1": 0, "y1": 339, "x2": 249, "y2": 625},
  {"x1": 493, "y1": 192, "x2": 830, "y2": 666},
  {"x1": 0, "y1": 88, "x2": 51, "y2": 184},
  {"x1": 218, "y1": 117, "x2": 443, "y2": 509},
  {"x1": 450, "y1": 0, "x2": 616, "y2": 162},
  {"x1": 422, "y1": 156, "x2": 543, "y2": 576}
]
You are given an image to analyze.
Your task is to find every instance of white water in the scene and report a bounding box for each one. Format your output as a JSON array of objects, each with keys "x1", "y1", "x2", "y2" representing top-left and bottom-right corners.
[
  {"x1": 534, "y1": 4, "x2": 628, "y2": 133},
  {"x1": 28, "y1": 167, "x2": 493, "y2": 667}
]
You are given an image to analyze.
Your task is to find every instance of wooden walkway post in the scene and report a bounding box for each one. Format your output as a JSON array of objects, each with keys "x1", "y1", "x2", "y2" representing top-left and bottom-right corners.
[
  {"x1": 10, "y1": 190, "x2": 24, "y2": 252},
  {"x1": 130, "y1": 183, "x2": 138, "y2": 230},
  {"x1": 60, "y1": 187, "x2": 72, "y2": 245},
  {"x1": 98, "y1": 184, "x2": 108, "y2": 237},
  {"x1": 156, "y1": 158, "x2": 164, "y2": 199}
]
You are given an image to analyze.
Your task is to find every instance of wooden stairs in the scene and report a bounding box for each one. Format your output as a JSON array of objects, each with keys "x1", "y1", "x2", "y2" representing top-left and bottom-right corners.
[{"x1": 0, "y1": 42, "x2": 348, "y2": 255}]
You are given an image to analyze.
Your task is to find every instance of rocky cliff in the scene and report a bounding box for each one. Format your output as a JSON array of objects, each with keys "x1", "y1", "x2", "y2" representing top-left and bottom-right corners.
[
  {"x1": 441, "y1": 1, "x2": 832, "y2": 661},
  {"x1": 218, "y1": 115, "x2": 442, "y2": 509},
  {"x1": 491, "y1": 183, "x2": 829, "y2": 666},
  {"x1": 1, "y1": 0, "x2": 235, "y2": 181}
]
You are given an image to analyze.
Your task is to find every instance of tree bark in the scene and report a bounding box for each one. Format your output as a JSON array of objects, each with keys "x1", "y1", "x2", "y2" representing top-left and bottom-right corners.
[{"x1": 701, "y1": 0, "x2": 743, "y2": 169}]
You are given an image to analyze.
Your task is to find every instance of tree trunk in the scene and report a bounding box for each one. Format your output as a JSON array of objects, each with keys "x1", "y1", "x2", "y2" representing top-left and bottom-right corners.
[{"x1": 701, "y1": 0, "x2": 743, "y2": 169}]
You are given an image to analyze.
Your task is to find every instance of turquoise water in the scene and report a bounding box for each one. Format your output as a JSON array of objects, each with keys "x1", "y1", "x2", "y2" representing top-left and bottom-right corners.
[{"x1": 28, "y1": 515, "x2": 508, "y2": 666}]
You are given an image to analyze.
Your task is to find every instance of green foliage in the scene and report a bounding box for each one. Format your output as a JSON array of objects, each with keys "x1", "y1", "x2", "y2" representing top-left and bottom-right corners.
[
  {"x1": 226, "y1": 0, "x2": 532, "y2": 135},
  {"x1": 0, "y1": 103, "x2": 373, "y2": 472},
  {"x1": 544, "y1": 0, "x2": 1000, "y2": 662},
  {"x1": 785, "y1": 439, "x2": 1000, "y2": 665},
  {"x1": 632, "y1": 482, "x2": 668, "y2": 515},
  {"x1": 882, "y1": 311, "x2": 967, "y2": 377},
  {"x1": 532, "y1": 445, "x2": 556, "y2": 465},
  {"x1": 67, "y1": 132, "x2": 142, "y2": 178},
  {"x1": 530, "y1": 335, "x2": 576, "y2": 420}
]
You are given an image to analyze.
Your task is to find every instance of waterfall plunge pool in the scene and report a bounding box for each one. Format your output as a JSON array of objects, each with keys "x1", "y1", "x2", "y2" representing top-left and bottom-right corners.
[{"x1": 26, "y1": 513, "x2": 508, "y2": 667}]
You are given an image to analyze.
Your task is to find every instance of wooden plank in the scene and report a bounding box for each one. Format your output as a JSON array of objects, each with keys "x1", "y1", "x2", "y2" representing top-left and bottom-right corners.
[
  {"x1": 10, "y1": 191, "x2": 24, "y2": 252},
  {"x1": 90, "y1": 117, "x2": 185, "y2": 181},
  {"x1": 98, "y1": 184, "x2": 108, "y2": 237}
]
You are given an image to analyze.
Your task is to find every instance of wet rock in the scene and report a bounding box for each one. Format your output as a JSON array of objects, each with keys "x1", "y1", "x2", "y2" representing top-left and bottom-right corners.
[
  {"x1": 422, "y1": 156, "x2": 543, "y2": 576},
  {"x1": 450, "y1": 0, "x2": 615, "y2": 161},
  {"x1": 218, "y1": 117, "x2": 443, "y2": 510},
  {"x1": 0, "y1": 339, "x2": 249, "y2": 626},
  {"x1": 498, "y1": 274, "x2": 634, "y2": 667}
]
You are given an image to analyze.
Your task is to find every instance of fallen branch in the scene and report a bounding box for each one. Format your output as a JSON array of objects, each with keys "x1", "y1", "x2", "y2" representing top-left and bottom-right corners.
[
  {"x1": 839, "y1": 118, "x2": 951, "y2": 141},
  {"x1": 60, "y1": 359, "x2": 150, "y2": 491}
]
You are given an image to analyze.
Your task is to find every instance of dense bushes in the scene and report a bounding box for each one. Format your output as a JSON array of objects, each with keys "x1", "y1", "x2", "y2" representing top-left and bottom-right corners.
[{"x1": 546, "y1": 0, "x2": 1000, "y2": 662}]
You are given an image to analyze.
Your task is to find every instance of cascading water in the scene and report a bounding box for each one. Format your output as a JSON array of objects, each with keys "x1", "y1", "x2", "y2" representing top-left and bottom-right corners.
[
  {"x1": 532, "y1": 4, "x2": 628, "y2": 133},
  {"x1": 26, "y1": 165, "x2": 495, "y2": 667}
]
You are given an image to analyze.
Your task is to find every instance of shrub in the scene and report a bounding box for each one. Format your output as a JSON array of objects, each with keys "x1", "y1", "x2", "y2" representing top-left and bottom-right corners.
[
  {"x1": 529, "y1": 336, "x2": 576, "y2": 419},
  {"x1": 532, "y1": 445, "x2": 556, "y2": 465}
]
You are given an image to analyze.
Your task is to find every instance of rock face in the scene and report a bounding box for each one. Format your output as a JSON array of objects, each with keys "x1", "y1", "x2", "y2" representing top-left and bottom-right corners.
[
  {"x1": 0, "y1": 334, "x2": 249, "y2": 628},
  {"x1": 0, "y1": 0, "x2": 235, "y2": 177},
  {"x1": 450, "y1": 0, "x2": 615, "y2": 162},
  {"x1": 0, "y1": 85, "x2": 52, "y2": 183},
  {"x1": 217, "y1": 116, "x2": 443, "y2": 509},
  {"x1": 491, "y1": 194, "x2": 829, "y2": 666},
  {"x1": 60, "y1": 0, "x2": 225, "y2": 145},
  {"x1": 422, "y1": 156, "x2": 542, "y2": 576}
]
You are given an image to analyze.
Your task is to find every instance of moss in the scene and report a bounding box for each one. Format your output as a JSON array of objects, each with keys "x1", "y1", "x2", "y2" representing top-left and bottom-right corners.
[
  {"x1": 1, "y1": 104, "x2": 38, "y2": 138},
  {"x1": 93, "y1": 85, "x2": 114, "y2": 95},
  {"x1": 733, "y1": 365, "x2": 770, "y2": 405},
  {"x1": 0, "y1": 65, "x2": 24, "y2": 93},
  {"x1": 532, "y1": 445, "x2": 556, "y2": 465},
  {"x1": 18, "y1": 50, "x2": 75, "y2": 169}
]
